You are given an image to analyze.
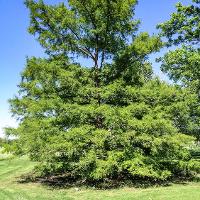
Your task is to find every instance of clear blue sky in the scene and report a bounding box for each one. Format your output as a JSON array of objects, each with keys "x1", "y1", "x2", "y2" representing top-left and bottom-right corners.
[{"x1": 0, "y1": 0, "x2": 191, "y2": 136}]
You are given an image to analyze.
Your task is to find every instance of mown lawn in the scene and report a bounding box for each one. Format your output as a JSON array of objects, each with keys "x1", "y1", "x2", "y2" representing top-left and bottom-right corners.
[{"x1": 0, "y1": 156, "x2": 200, "y2": 200}]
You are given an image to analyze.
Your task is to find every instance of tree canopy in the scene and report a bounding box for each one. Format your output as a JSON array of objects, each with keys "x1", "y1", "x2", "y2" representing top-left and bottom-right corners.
[
  {"x1": 157, "y1": 0, "x2": 200, "y2": 142},
  {"x1": 7, "y1": 0, "x2": 200, "y2": 184},
  {"x1": 157, "y1": 0, "x2": 199, "y2": 46},
  {"x1": 157, "y1": 0, "x2": 200, "y2": 95}
]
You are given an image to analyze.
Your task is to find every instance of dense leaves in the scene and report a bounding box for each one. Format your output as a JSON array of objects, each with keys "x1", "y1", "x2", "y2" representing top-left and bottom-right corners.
[
  {"x1": 157, "y1": 0, "x2": 200, "y2": 142},
  {"x1": 157, "y1": 0, "x2": 200, "y2": 95},
  {"x1": 9, "y1": 58, "x2": 199, "y2": 181},
  {"x1": 159, "y1": 47, "x2": 200, "y2": 93},
  {"x1": 25, "y1": 0, "x2": 139, "y2": 61},
  {"x1": 8, "y1": 0, "x2": 200, "y2": 183}
]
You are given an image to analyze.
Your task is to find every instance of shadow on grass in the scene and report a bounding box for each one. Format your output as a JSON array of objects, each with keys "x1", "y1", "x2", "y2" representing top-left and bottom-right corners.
[{"x1": 16, "y1": 172, "x2": 200, "y2": 190}]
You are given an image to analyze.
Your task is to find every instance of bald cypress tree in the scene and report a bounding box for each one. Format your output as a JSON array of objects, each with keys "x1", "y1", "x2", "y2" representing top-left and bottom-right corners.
[{"x1": 9, "y1": 0, "x2": 199, "y2": 183}]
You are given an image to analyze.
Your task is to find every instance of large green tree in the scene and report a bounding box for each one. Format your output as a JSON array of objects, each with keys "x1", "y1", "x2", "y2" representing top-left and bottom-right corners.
[{"x1": 8, "y1": 0, "x2": 199, "y2": 183}]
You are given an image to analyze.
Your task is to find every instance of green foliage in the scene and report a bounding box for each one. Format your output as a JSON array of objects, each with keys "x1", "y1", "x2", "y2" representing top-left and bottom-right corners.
[
  {"x1": 109, "y1": 32, "x2": 162, "y2": 85},
  {"x1": 157, "y1": 0, "x2": 200, "y2": 95},
  {"x1": 157, "y1": 0, "x2": 200, "y2": 142},
  {"x1": 25, "y1": 0, "x2": 139, "y2": 60},
  {"x1": 0, "y1": 138, "x2": 5, "y2": 147},
  {"x1": 10, "y1": 60, "x2": 199, "y2": 181},
  {"x1": 158, "y1": 46, "x2": 200, "y2": 96},
  {"x1": 157, "y1": 0, "x2": 200, "y2": 46},
  {"x1": 8, "y1": 0, "x2": 200, "y2": 183}
]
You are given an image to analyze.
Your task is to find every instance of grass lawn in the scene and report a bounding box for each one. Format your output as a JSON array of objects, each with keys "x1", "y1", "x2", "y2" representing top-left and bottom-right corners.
[{"x1": 0, "y1": 156, "x2": 200, "y2": 200}]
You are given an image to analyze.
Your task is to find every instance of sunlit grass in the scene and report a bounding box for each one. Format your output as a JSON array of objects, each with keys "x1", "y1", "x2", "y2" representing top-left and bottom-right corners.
[{"x1": 0, "y1": 156, "x2": 199, "y2": 200}]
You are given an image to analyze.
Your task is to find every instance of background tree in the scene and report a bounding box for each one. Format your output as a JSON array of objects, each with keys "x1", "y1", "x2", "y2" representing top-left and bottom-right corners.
[
  {"x1": 157, "y1": 0, "x2": 200, "y2": 140},
  {"x1": 8, "y1": 0, "x2": 200, "y2": 183},
  {"x1": 157, "y1": 0, "x2": 200, "y2": 94}
]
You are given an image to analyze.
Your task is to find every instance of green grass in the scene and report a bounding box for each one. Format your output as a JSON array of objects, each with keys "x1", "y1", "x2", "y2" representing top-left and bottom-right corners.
[{"x1": 0, "y1": 156, "x2": 200, "y2": 200}]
